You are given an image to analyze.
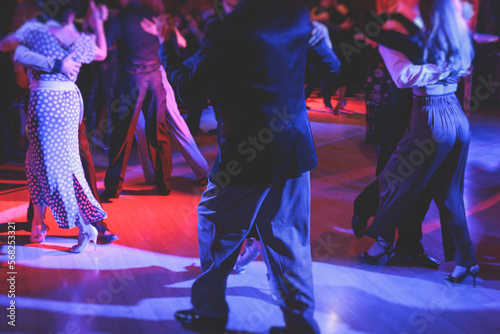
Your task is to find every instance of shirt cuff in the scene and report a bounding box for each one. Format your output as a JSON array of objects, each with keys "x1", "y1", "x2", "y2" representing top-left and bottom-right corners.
[{"x1": 52, "y1": 59, "x2": 63, "y2": 73}]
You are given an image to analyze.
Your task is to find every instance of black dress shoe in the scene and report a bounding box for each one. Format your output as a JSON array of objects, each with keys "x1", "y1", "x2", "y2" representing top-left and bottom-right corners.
[
  {"x1": 395, "y1": 250, "x2": 440, "y2": 269},
  {"x1": 93, "y1": 222, "x2": 119, "y2": 243},
  {"x1": 270, "y1": 327, "x2": 287, "y2": 334},
  {"x1": 351, "y1": 214, "x2": 369, "y2": 238},
  {"x1": 174, "y1": 309, "x2": 227, "y2": 332},
  {"x1": 100, "y1": 189, "x2": 119, "y2": 203}
]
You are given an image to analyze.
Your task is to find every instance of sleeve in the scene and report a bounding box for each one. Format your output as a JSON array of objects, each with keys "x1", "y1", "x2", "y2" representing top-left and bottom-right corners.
[
  {"x1": 306, "y1": 36, "x2": 341, "y2": 82},
  {"x1": 77, "y1": 34, "x2": 97, "y2": 64},
  {"x1": 13, "y1": 45, "x2": 57, "y2": 72},
  {"x1": 158, "y1": 23, "x2": 221, "y2": 104},
  {"x1": 105, "y1": 16, "x2": 121, "y2": 49},
  {"x1": 14, "y1": 21, "x2": 35, "y2": 46},
  {"x1": 379, "y1": 45, "x2": 449, "y2": 88}
]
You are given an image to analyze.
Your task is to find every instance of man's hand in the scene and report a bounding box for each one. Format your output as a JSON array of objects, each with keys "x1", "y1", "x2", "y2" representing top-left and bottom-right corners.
[
  {"x1": 61, "y1": 51, "x2": 81, "y2": 81},
  {"x1": 15, "y1": 71, "x2": 29, "y2": 89}
]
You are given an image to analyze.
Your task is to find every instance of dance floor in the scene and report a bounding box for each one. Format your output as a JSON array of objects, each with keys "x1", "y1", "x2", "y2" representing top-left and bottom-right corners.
[{"x1": 1, "y1": 97, "x2": 500, "y2": 334}]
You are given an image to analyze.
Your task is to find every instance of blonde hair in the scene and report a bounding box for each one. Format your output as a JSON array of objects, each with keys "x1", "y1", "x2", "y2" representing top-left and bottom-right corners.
[{"x1": 419, "y1": 0, "x2": 474, "y2": 74}]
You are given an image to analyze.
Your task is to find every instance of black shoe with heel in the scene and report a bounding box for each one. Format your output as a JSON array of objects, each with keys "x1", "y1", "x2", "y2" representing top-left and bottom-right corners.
[
  {"x1": 445, "y1": 265, "x2": 480, "y2": 287},
  {"x1": 360, "y1": 238, "x2": 394, "y2": 265}
]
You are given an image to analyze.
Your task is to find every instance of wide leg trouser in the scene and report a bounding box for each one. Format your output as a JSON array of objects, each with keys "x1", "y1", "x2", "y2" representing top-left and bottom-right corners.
[
  {"x1": 364, "y1": 94, "x2": 477, "y2": 266},
  {"x1": 191, "y1": 172, "x2": 319, "y2": 333},
  {"x1": 105, "y1": 69, "x2": 172, "y2": 195}
]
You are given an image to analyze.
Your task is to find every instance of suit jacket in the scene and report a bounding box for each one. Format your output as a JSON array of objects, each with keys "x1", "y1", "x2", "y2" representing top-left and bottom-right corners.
[{"x1": 159, "y1": 0, "x2": 340, "y2": 186}]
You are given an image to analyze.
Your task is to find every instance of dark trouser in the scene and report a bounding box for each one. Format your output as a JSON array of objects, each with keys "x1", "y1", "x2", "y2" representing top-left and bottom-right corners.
[
  {"x1": 354, "y1": 88, "x2": 428, "y2": 253},
  {"x1": 105, "y1": 69, "x2": 172, "y2": 195},
  {"x1": 364, "y1": 94, "x2": 477, "y2": 266},
  {"x1": 193, "y1": 172, "x2": 319, "y2": 333}
]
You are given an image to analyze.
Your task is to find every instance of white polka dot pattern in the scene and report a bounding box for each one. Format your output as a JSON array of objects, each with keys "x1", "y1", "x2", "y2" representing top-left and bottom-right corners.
[{"x1": 21, "y1": 21, "x2": 106, "y2": 228}]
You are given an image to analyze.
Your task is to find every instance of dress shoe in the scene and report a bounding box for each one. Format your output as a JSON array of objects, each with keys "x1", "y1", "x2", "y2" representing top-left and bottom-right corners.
[
  {"x1": 100, "y1": 189, "x2": 119, "y2": 202},
  {"x1": 395, "y1": 249, "x2": 440, "y2": 269},
  {"x1": 270, "y1": 327, "x2": 288, "y2": 334},
  {"x1": 445, "y1": 264, "x2": 480, "y2": 287},
  {"x1": 360, "y1": 238, "x2": 394, "y2": 265},
  {"x1": 174, "y1": 309, "x2": 227, "y2": 332},
  {"x1": 30, "y1": 223, "x2": 48, "y2": 244},
  {"x1": 67, "y1": 225, "x2": 98, "y2": 253},
  {"x1": 93, "y1": 221, "x2": 119, "y2": 243},
  {"x1": 157, "y1": 183, "x2": 171, "y2": 196},
  {"x1": 351, "y1": 214, "x2": 369, "y2": 238}
]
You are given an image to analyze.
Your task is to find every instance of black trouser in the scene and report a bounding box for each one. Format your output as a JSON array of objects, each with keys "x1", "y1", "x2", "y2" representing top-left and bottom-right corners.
[
  {"x1": 354, "y1": 88, "x2": 431, "y2": 254},
  {"x1": 105, "y1": 68, "x2": 172, "y2": 195}
]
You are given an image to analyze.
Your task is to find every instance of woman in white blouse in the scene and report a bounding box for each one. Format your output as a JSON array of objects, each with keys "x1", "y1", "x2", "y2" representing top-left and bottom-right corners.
[{"x1": 360, "y1": 0, "x2": 479, "y2": 286}]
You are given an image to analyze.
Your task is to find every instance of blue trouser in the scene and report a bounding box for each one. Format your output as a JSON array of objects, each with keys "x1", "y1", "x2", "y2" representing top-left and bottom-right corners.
[
  {"x1": 364, "y1": 93, "x2": 477, "y2": 266},
  {"x1": 191, "y1": 172, "x2": 320, "y2": 333}
]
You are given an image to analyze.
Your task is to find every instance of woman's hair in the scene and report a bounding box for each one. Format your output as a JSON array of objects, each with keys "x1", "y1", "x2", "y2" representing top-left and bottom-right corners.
[
  {"x1": 419, "y1": 0, "x2": 474, "y2": 73},
  {"x1": 140, "y1": 0, "x2": 164, "y2": 14},
  {"x1": 38, "y1": 0, "x2": 82, "y2": 24}
]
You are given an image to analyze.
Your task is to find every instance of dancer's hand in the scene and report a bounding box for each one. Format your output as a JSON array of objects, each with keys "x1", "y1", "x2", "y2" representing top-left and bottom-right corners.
[
  {"x1": 309, "y1": 21, "x2": 328, "y2": 47},
  {"x1": 140, "y1": 18, "x2": 158, "y2": 36},
  {"x1": 15, "y1": 70, "x2": 29, "y2": 89},
  {"x1": 156, "y1": 14, "x2": 175, "y2": 44},
  {"x1": 61, "y1": 51, "x2": 81, "y2": 81}
]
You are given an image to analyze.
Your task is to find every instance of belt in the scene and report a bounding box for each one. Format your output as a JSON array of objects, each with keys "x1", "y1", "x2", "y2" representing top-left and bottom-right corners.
[{"x1": 29, "y1": 80, "x2": 84, "y2": 123}]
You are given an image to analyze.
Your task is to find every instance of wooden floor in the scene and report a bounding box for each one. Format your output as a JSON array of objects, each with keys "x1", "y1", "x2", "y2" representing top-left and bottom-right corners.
[{"x1": 1, "y1": 97, "x2": 500, "y2": 334}]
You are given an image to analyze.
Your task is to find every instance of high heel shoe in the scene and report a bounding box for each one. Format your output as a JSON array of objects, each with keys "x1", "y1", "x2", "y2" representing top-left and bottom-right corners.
[
  {"x1": 30, "y1": 223, "x2": 48, "y2": 245},
  {"x1": 360, "y1": 238, "x2": 394, "y2": 265},
  {"x1": 235, "y1": 238, "x2": 260, "y2": 274},
  {"x1": 67, "y1": 225, "x2": 98, "y2": 253},
  {"x1": 445, "y1": 265, "x2": 480, "y2": 287}
]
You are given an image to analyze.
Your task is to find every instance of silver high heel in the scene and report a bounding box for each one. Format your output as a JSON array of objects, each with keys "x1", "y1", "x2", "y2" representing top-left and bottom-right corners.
[
  {"x1": 30, "y1": 223, "x2": 48, "y2": 245},
  {"x1": 235, "y1": 238, "x2": 261, "y2": 274},
  {"x1": 68, "y1": 225, "x2": 98, "y2": 253}
]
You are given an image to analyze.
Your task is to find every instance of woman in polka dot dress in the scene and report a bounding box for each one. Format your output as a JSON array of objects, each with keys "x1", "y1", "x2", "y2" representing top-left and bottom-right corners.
[{"x1": 12, "y1": 1, "x2": 109, "y2": 252}]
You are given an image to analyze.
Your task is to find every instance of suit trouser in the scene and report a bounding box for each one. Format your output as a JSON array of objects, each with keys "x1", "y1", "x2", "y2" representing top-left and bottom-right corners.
[
  {"x1": 363, "y1": 94, "x2": 477, "y2": 266},
  {"x1": 105, "y1": 69, "x2": 172, "y2": 195},
  {"x1": 192, "y1": 172, "x2": 320, "y2": 333},
  {"x1": 159, "y1": 68, "x2": 208, "y2": 179}
]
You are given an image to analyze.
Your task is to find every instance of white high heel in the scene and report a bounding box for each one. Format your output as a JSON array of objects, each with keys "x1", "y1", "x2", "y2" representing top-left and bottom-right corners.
[
  {"x1": 68, "y1": 225, "x2": 98, "y2": 253},
  {"x1": 30, "y1": 223, "x2": 48, "y2": 245}
]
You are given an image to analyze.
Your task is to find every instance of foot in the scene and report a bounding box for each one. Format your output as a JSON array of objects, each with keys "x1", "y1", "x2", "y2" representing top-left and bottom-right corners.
[
  {"x1": 395, "y1": 249, "x2": 440, "y2": 269},
  {"x1": 94, "y1": 222, "x2": 119, "y2": 243},
  {"x1": 157, "y1": 183, "x2": 171, "y2": 196},
  {"x1": 351, "y1": 214, "x2": 369, "y2": 238},
  {"x1": 100, "y1": 189, "x2": 119, "y2": 202},
  {"x1": 235, "y1": 238, "x2": 260, "y2": 274},
  {"x1": 30, "y1": 223, "x2": 48, "y2": 244},
  {"x1": 174, "y1": 309, "x2": 227, "y2": 332},
  {"x1": 67, "y1": 225, "x2": 98, "y2": 253},
  {"x1": 360, "y1": 237, "x2": 394, "y2": 265},
  {"x1": 270, "y1": 327, "x2": 288, "y2": 334},
  {"x1": 367, "y1": 238, "x2": 393, "y2": 257}
]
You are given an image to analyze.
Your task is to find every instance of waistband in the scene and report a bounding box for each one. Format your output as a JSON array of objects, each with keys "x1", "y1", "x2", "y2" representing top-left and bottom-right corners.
[
  {"x1": 413, "y1": 92, "x2": 459, "y2": 107},
  {"x1": 29, "y1": 80, "x2": 84, "y2": 123},
  {"x1": 412, "y1": 84, "x2": 457, "y2": 97}
]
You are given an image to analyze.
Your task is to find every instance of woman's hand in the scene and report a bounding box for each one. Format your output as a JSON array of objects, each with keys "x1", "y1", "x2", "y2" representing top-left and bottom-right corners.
[
  {"x1": 156, "y1": 14, "x2": 176, "y2": 44},
  {"x1": 140, "y1": 18, "x2": 158, "y2": 36}
]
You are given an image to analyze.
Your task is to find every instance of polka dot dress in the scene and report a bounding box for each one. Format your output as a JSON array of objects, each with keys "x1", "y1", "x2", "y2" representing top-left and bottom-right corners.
[{"x1": 17, "y1": 21, "x2": 106, "y2": 229}]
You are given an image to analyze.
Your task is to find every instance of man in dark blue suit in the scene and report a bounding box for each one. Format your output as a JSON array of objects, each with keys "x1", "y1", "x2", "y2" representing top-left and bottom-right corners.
[{"x1": 158, "y1": 1, "x2": 340, "y2": 332}]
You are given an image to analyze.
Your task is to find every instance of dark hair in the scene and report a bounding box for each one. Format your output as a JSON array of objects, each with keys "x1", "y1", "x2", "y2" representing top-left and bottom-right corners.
[
  {"x1": 419, "y1": 0, "x2": 474, "y2": 73},
  {"x1": 38, "y1": 0, "x2": 82, "y2": 24}
]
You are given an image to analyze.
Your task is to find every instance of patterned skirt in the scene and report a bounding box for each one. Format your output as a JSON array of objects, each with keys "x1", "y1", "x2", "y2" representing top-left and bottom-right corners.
[{"x1": 26, "y1": 88, "x2": 106, "y2": 229}]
